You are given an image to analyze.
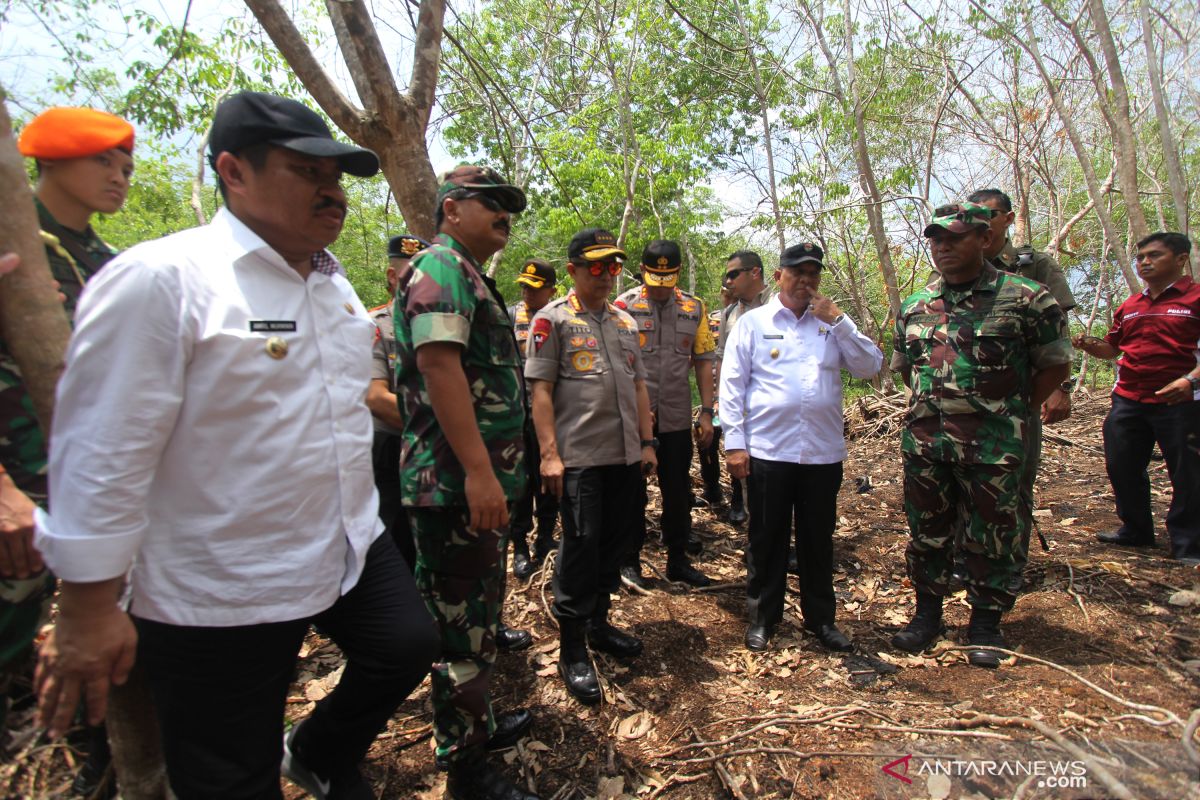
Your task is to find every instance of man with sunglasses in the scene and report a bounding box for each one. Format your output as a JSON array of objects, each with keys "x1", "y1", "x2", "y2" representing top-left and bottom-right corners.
[
  {"x1": 715, "y1": 251, "x2": 772, "y2": 525},
  {"x1": 524, "y1": 228, "x2": 657, "y2": 705},
  {"x1": 891, "y1": 202, "x2": 1071, "y2": 668},
  {"x1": 392, "y1": 164, "x2": 539, "y2": 800},
  {"x1": 614, "y1": 240, "x2": 715, "y2": 589}
]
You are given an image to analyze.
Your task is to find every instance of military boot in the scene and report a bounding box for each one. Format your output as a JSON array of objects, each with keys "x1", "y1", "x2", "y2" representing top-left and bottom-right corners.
[
  {"x1": 446, "y1": 747, "x2": 540, "y2": 800},
  {"x1": 966, "y1": 608, "x2": 1007, "y2": 668},
  {"x1": 587, "y1": 595, "x2": 643, "y2": 657},
  {"x1": 892, "y1": 593, "x2": 945, "y2": 653},
  {"x1": 557, "y1": 618, "x2": 600, "y2": 704}
]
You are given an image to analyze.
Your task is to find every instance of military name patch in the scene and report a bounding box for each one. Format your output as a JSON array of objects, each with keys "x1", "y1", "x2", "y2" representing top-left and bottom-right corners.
[
  {"x1": 249, "y1": 320, "x2": 297, "y2": 332},
  {"x1": 532, "y1": 317, "x2": 552, "y2": 351}
]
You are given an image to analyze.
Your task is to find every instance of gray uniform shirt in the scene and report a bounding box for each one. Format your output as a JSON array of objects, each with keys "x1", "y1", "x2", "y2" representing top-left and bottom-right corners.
[
  {"x1": 369, "y1": 304, "x2": 402, "y2": 436},
  {"x1": 716, "y1": 284, "x2": 774, "y2": 360},
  {"x1": 524, "y1": 291, "x2": 645, "y2": 468}
]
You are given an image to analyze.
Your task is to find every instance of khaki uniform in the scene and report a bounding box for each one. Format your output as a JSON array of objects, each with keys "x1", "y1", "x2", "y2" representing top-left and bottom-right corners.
[
  {"x1": 368, "y1": 304, "x2": 402, "y2": 436},
  {"x1": 614, "y1": 285, "x2": 715, "y2": 433},
  {"x1": 524, "y1": 292, "x2": 644, "y2": 468},
  {"x1": 716, "y1": 284, "x2": 773, "y2": 359},
  {"x1": 990, "y1": 238, "x2": 1076, "y2": 312}
]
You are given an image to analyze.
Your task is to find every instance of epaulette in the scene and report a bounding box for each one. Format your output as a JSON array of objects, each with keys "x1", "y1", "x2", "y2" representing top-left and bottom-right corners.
[{"x1": 39, "y1": 230, "x2": 86, "y2": 287}]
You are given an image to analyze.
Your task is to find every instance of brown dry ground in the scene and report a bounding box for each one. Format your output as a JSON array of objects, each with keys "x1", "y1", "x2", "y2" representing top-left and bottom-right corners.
[{"x1": 4, "y1": 392, "x2": 1198, "y2": 799}]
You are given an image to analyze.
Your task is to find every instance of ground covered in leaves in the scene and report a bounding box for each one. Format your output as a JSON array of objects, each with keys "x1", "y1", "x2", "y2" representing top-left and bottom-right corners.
[{"x1": 4, "y1": 393, "x2": 1199, "y2": 799}]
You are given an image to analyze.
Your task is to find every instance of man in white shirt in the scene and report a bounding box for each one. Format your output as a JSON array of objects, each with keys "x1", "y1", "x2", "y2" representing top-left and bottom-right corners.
[
  {"x1": 720, "y1": 242, "x2": 882, "y2": 653},
  {"x1": 32, "y1": 91, "x2": 438, "y2": 800}
]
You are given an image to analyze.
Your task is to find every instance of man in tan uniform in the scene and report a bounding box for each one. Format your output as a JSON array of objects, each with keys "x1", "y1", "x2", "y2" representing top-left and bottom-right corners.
[
  {"x1": 615, "y1": 240, "x2": 714, "y2": 588},
  {"x1": 525, "y1": 228, "x2": 656, "y2": 705}
]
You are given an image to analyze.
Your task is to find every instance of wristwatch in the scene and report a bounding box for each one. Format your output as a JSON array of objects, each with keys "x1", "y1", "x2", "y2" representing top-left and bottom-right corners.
[
  {"x1": 1187, "y1": 375, "x2": 1200, "y2": 392},
  {"x1": 1059, "y1": 380, "x2": 1075, "y2": 393},
  {"x1": 641, "y1": 438, "x2": 659, "y2": 450},
  {"x1": 831, "y1": 314, "x2": 845, "y2": 326},
  {"x1": 700, "y1": 406, "x2": 715, "y2": 416}
]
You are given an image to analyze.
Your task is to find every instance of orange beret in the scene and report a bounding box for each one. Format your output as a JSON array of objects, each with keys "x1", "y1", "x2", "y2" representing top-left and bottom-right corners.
[{"x1": 18, "y1": 107, "x2": 135, "y2": 160}]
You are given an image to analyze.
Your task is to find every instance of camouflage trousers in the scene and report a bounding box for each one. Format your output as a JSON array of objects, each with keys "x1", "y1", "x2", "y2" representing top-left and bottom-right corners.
[
  {"x1": 408, "y1": 506, "x2": 506, "y2": 761},
  {"x1": 1018, "y1": 415, "x2": 1043, "y2": 552},
  {"x1": 0, "y1": 572, "x2": 54, "y2": 671},
  {"x1": 903, "y1": 454, "x2": 1028, "y2": 611}
]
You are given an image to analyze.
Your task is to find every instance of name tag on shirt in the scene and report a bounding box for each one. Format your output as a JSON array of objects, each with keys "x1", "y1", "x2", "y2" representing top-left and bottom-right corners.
[
  {"x1": 762, "y1": 334, "x2": 784, "y2": 339},
  {"x1": 249, "y1": 320, "x2": 298, "y2": 332}
]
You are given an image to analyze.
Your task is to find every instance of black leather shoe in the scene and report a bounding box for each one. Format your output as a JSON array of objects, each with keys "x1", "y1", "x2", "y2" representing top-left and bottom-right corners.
[
  {"x1": 446, "y1": 751, "x2": 540, "y2": 800},
  {"x1": 1096, "y1": 530, "x2": 1154, "y2": 547},
  {"x1": 809, "y1": 623, "x2": 853, "y2": 652},
  {"x1": 620, "y1": 564, "x2": 649, "y2": 590},
  {"x1": 512, "y1": 551, "x2": 534, "y2": 581},
  {"x1": 685, "y1": 534, "x2": 703, "y2": 556},
  {"x1": 558, "y1": 656, "x2": 601, "y2": 705},
  {"x1": 487, "y1": 709, "x2": 533, "y2": 751},
  {"x1": 588, "y1": 621, "x2": 643, "y2": 657},
  {"x1": 728, "y1": 506, "x2": 748, "y2": 525},
  {"x1": 666, "y1": 559, "x2": 711, "y2": 588},
  {"x1": 745, "y1": 624, "x2": 771, "y2": 652},
  {"x1": 496, "y1": 624, "x2": 532, "y2": 653}
]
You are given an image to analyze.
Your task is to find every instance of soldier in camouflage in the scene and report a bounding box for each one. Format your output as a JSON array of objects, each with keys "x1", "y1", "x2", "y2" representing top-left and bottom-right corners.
[
  {"x1": 1, "y1": 109, "x2": 133, "y2": 777},
  {"x1": 367, "y1": 233, "x2": 427, "y2": 568},
  {"x1": 507, "y1": 258, "x2": 560, "y2": 581},
  {"x1": 968, "y1": 188, "x2": 1078, "y2": 544},
  {"x1": 891, "y1": 202, "x2": 1071, "y2": 668},
  {"x1": 392, "y1": 164, "x2": 539, "y2": 800}
]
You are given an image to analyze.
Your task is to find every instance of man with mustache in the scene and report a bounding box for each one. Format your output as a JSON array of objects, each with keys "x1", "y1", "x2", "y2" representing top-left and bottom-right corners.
[
  {"x1": 892, "y1": 202, "x2": 1071, "y2": 668},
  {"x1": 525, "y1": 228, "x2": 657, "y2": 705},
  {"x1": 32, "y1": 91, "x2": 440, "y2": 799},
  {"x1": 1, "y1": 105, "x2": 135, "y2": 796},
  {"x1": 1074, "y1": 232, "x2": 1199, "y2": 565},
  {"x1": 392, "y1": 165, "x2": 538, "y2": 799}
]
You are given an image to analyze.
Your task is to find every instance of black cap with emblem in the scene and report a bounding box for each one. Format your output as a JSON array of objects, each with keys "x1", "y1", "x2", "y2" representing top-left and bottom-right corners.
[{"x1": 779, "y1": 242, "x2": 825, "y2": 269}]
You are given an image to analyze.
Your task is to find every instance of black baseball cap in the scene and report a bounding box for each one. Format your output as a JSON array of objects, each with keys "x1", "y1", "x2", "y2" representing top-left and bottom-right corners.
[
  {"x1": 208, "y1": 91, "x2": 380, "y2": 177},
  {"x1": 641, "y1": 240, "x2": 682, "y2": 287},
  {"x1": 388, "y1": 235, "x2": 429, "y2": 259},
  {"x1": 779, "y1": 242, "x2": 825, "y2": 269},
  {"x1": 516, "y1": 259, "x2": 556, "y2": 289},
  {"x1": 568, "y1": 228, "x2": 625, "y2": 262}
]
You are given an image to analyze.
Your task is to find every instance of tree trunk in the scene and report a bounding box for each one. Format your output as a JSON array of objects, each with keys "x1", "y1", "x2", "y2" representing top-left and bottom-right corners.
[
  {"x1": 1139, "y1": 0, "x2": 1195, "y2": 276},
  {"x1": 733, "y1": 1, "x2": 785, "y2": 255},
  {"x1": 0, "y1": 95, "x2": 171, "y2": 799},
  {"x1": 1083, "y1": 0, "x2": 1150, "y2": 245},
  {"x1": 243, "y1": 0, "x2": 443, "y2": 239},
  {"x1": 0, "y1": 97, "x2": 70, "y2": 435}
]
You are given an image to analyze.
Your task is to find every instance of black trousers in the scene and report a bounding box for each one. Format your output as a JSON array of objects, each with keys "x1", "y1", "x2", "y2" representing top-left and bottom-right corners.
[
  {"x1": 554, "y1": 463, "x2": 640, "y2": 620},
  {"x1": 624, "y1": 428, "x2": 692, "y2": 566},
  {"x1": 746, "y1": 458, "x2": 843, "y2": 629},
  {"x1": 698, "y1": 424, "x2": 723, "y2": 499},
  {"x1": 1103, "y1": 394, "x2": 1200, "y2": 559},
  {"x1": 372, "y1": 431, "x2": 415, "y2": 567},
  {"x1": 510, "y1": 420, "x2": 559, "y2": 552},
  {"x1": 134, "y1": 534, "x2": 439, "y2": 800}
]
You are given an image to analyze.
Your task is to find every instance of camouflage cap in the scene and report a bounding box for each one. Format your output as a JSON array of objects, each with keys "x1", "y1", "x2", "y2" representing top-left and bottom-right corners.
[
  {"x1": 388, "y1": 234, "x2": 429, "y2": 259},
  {"x1": 641, "y1": 240, "x2": 682, "y2": 287},
  {"x1": 516, "y1": 258, "x2": 556, "y2": 289},
  {"x1": 436, "y1": 163, "x2": 527, "y2": 213},
  {"x1": 924, "y1": 202, "x2": 995, "y2": 237}
]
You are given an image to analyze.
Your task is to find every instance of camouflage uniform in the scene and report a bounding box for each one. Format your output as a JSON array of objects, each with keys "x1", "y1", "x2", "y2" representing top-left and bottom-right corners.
[
  {"x1": 989, "y1": 238, "x2": 1077, "y2": 536},
  {"x1": 368, "y1": 302, "x2": 416, "y2": 566},
  {"x1": 392, "y1": 233, "x2": 526, "y2": 761},
  {"x1": 0, "y1": 199, "x2": 116, "y2": 672},
  {"x1": 892, "y1": 262, "x2": 1071, "y2": 610}
]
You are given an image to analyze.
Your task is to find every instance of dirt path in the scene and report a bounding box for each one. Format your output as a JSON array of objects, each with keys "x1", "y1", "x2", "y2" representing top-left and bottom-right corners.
[{"x1": 4, "y1": 393, "x2": 1198, "y2": 799}]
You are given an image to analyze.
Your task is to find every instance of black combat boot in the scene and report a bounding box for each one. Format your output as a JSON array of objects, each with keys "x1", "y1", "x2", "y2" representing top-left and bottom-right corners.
[
  {"x1": 446, "y1": 747, "x2": 540, "y2": 800},
  {"x1": 587, "y1": 595, "x2": 643, "y2": 657},
  {"x1": 496, "y1": 622, "x2": 532, "y2": 653},
  {"x1": 892, "y1": 592, "x2": 945, "y2": 653},
  {"x1": 666, "y1": 551, "x2": 711, "y2": 588},
  {"x1": 965, "y1": 607, "x2": 1007, "y2": 668},
  {"x1": 728, "y1": 480, "x2": 747, "y2": 524},
  {"x1": 557, "y1": 618, "x2": 601, "y2": 705}
]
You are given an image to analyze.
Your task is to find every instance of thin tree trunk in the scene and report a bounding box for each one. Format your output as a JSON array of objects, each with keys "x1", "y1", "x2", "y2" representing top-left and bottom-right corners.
[
  {"x1": 1139, "y1": 0, "x2": 1195, "y2": 276},
  {"x1": 733, "y1": 0, "x2": 785, "y2": 254}
]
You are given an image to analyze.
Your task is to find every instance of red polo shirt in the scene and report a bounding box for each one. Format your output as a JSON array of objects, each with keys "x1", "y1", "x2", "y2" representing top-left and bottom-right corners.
[{"x1": 1104, "y1": 276, "x2": 1200, "y2": 403}]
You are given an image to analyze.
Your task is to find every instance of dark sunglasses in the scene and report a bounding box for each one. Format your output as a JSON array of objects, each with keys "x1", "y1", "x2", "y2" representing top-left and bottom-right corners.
[
  {"x1": 932, "y1": 205, "x2": 993, "y2": 223},
  {"x1": 577, "y1": 260, "x2": 623, "y2": 277},
  {"x1": 725, "y1": 267, "x2": 749, "y2": 282},
  {"x1": 462, "y1": 192, "x2": 513, "y2": 214}
]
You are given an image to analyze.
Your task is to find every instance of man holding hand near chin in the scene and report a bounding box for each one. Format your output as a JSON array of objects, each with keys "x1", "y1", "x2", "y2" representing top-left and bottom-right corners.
[{"x1": 719, "y1": 243, "x2": 882, "y2": 653}]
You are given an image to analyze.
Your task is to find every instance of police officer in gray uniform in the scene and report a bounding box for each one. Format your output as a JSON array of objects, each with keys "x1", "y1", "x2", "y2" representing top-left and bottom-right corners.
[{"x1": 525, "y1": 228, "x2": 657, "y2": 705}]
